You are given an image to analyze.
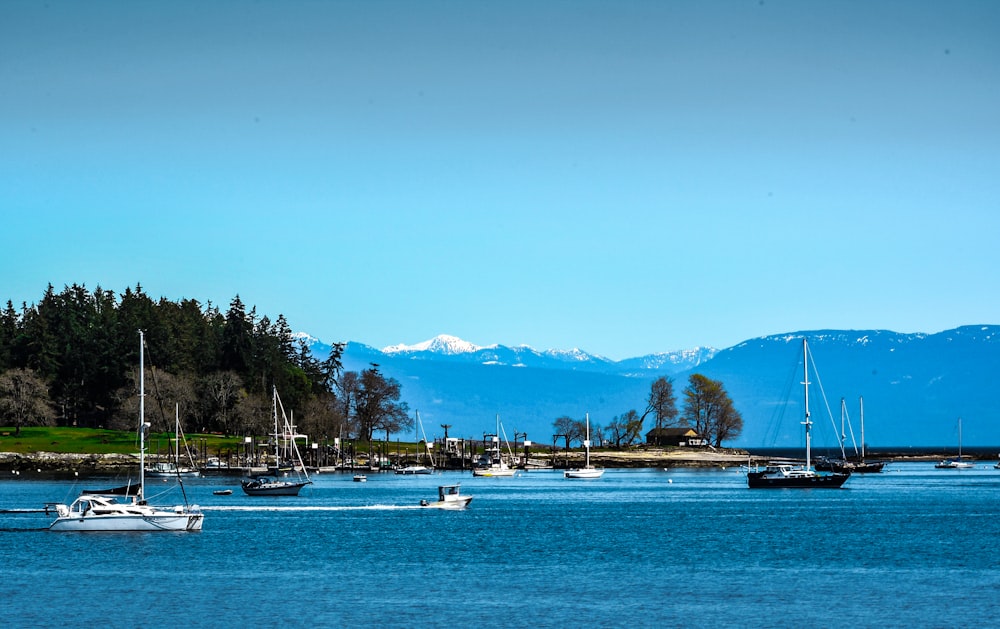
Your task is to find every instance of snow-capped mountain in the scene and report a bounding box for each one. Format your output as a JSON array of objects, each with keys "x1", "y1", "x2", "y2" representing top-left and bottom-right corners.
[
  {"x1": 303, "y1": 326, "x2": 1000, "y2": 448},
  {"x1": 383, "y1": 334, "x2": 483, "y2": 355},
  {"x1": 372, "y1": 333, "x2": 703, "y2": 373}
]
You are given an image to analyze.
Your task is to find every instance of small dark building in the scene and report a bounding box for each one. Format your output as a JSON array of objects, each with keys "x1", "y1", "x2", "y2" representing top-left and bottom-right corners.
[{"x1": 645, "y1": 427, "x2": 707, "y2": 447}]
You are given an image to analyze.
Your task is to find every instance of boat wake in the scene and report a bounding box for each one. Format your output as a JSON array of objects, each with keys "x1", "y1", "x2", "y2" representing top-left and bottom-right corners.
[{"x1": 201, "y1": 504, "x2": 422, "y2": 512}]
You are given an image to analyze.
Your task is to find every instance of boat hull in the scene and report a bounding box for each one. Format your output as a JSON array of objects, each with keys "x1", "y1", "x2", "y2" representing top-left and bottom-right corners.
[
  {"x1": 241, "y1": 479, "x2": 311, "y2": 496},
  {"x1": 394, "y1": 466, "x2": 432, "y2": 475},
  {"x1": 50, "y1": 511, "x2": 204, "y2": 532},
  {"x1": 564, "y1": 467, "x2": 605, "y2": 479},
  {"x1": 934, "y1": 460, "x2": 975, "y2": 469},
  {"x1": 422, "y1": 496, "x2": 473, "y2": 510},
  {"x1": 472, "y1": 467, "x2": 516, "y2": 477},
  {"x1": 747, "y1": 471, "x2": 850, "y2": 489},
  {"x1": 814, "y1": 458, "x2": 886, "y2": 474}
]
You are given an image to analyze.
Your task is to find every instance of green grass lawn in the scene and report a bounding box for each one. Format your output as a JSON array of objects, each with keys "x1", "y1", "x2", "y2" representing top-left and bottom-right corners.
[{"x1": 0, "y1": 426, "x2": 243, "y2": 455}]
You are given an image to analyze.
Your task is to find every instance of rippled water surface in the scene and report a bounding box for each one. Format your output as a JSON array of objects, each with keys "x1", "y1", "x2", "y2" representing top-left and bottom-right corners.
[{"x1": 3, "y1": 463, "x2": 999, "y2": 628}]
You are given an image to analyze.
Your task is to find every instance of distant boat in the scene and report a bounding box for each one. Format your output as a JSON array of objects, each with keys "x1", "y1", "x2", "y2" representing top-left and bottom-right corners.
[
  {"x1": 420, "y1": 484, "x2": 472, "y2": 510},
  {"x1": 935, "y1": 417, "x2": 975, "y2": 469},
  {"x1": 242, "y1": 387, "x2": 313, "y2": 496},
  {"x1": 747, "y1": 338, "x2": 850, "y2": 489},
  {"x1": 814, "y1": 397, "x2": 886, "y2": 474},
  {"x1": 146, "y1": 461, "x2": 201, "y2": 477},
  {"x1": 394, "y1": 410, "x2": 437, "y2": 475},
  {"x1": 564, "y1": 413, "x2": 605, "y2": 479},
  {"x1": 473, "y1": 414, "x2": 518, "y2": 477},
  {"x1": 394, "y1": 465, "x2": 432, "y2": 475},
  {"x1": 241, "y1": 476, "x2": 310, "y2": 495},
  {"x1": 48, "y1": 331, "x2": 204, "y2": 531},
  {"x1": 146, "y1": 403, "x2": 201, "y2": 478},
  {"x1": 213, "y1": 489, "x2": 233, "y2": 496},
  {"x1": 353, "y1": 474, "x2": 367, "y2": 482}
]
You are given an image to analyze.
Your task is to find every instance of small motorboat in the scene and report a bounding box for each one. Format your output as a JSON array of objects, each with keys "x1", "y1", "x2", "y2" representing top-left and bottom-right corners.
[
  {"x1": 353, "y1": 474, "x2": 367, "y2": 482},
  {"x1": 419, "y1": 484, "x2": 472, "y2": 510},
  {"x1": 394, "y1": 465, "x2": 432, "y2": 475},
  {"x1": 213, "y1": 489, "x2": 233, "y2": 496}
]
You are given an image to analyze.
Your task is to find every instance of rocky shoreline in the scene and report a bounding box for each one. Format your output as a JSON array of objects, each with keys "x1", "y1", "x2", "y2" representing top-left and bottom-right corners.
[
  {"x1": 0, "y1": 448, "x2": 981, "y2": 477},
  {"x1": 0, "y1": 451, "x2": 142, "y2": 475},
  {"x1": 2, "y1": 448, "x2": 757, "y2": 476}
]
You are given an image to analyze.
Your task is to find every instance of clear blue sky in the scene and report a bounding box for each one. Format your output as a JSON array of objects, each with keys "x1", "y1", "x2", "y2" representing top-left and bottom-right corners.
[{"x1": 3, "y1": 1, "x2": 998, "y2": 360}]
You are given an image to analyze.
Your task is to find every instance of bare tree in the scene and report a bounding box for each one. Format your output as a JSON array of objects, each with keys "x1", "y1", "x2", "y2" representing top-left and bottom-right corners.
[
  {"x1": 606, "y1": 414, "x2": 627, "y2": 448},
  {"x1": 335, "y1": 371, "x2": 360, "y2": 437},
  {"x1": 642, "y1": 377, "x2": 678, "y2": 429},
  {"x1": 143, "y1": 370, "x2": 198, "y2": 433},
  {"x1": 200, "y1": 370, "x2": 244, "y2": 436},
  {"x1": 682, "y1": 374, "x2": 742, "y2": 446},
  {"x1": 0, "y1": 368, "x2": 54, "y2": 435},
  {"x1": 621, "y1": 409, "x2": 644, "y2": 447},
  {"x1": 234, "y1": 390, "x2": 270, "y2": 436},
  {"x1": 353, "y1": 365, "x2": 411, "y2": 442},
  {"x1": 552, "y1": 415, "x2": 583, "y2": 446},
  {"x1": 709, "y1": 395, "x2": 743, "y2": 447}
]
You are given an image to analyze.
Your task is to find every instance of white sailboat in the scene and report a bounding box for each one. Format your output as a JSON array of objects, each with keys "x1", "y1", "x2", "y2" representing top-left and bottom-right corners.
[
  {"x1": 473, "y1": 414, "x2": 517, "y2": 477},
  {"x1": 241, "y1": 387, "x2": 313, "y2": 495},
  {"x1": 935, "y1": 417, "x2": 975, "y2": 469},
  {"x1": 48, "y1": 331, "x2": 204, "y2": 532},
  {"x1": 395, "y1": 410, "x2": 434, "y2": 474},
  {"x1": 564, "y1": 413, "x2": 604, "y2": 479}
]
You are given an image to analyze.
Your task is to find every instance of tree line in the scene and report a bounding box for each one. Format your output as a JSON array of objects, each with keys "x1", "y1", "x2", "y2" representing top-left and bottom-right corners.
[
  {"x1": 553, "y1": 374, "x2": 743, "y2": 449},
  {"x1": 0, "y1": 284, "x2": 411, "y2": 441}
]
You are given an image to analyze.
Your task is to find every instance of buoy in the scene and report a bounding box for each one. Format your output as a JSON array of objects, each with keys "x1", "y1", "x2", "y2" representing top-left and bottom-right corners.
[{"x1": 668, "y1": 479, "x2": 673, "y2": 484}]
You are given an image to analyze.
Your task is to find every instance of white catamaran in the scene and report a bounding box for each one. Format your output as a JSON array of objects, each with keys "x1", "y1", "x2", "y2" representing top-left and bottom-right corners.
[{"x1": 48, "y1": 331, "x2": 204, "y2": 532}]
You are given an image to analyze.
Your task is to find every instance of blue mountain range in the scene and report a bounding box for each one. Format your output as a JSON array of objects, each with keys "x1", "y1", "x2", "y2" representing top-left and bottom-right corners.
[{"x1": 302, "y1": 326, "x2": 1000, "y2": 449}]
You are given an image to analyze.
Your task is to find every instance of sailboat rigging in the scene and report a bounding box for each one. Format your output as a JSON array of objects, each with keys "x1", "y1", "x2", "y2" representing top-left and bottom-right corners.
[
  {"x1": 473, "y1": 414, "x2": 517, "y2": 477},
  {"x1": 241, "y1": 386, "x2": 313, "y2": 495},
  {"x1": 747, "y1": 338, "x2": 850, "y2": 489},
  {"x1": 146, "y1": 403, "x2": 200, "y2": 477},
  {"x1": 564, "y1": 413, "x2": 604, "y2": 479},
  {"x1": 935, "y1": 417, "x2": 974, "y2": 469},
  {"x1": 395, "y1": 410, "x2": 433, "y2": 474},
  {"x1": 48, "y1": 331, "x2": 204, "y2": 531},
  {"x1": 814, "y1": 396, "x2": 885, "y2": 474}
]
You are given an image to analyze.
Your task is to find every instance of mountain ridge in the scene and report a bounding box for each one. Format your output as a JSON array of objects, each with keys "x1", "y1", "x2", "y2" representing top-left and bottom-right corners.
[{"x1": 302, "y1": 326, "x2": 1000, "y2": 448}]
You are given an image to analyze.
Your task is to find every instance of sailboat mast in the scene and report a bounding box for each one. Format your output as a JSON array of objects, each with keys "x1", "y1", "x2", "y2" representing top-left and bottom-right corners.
[
  {"x1": 174, "y1": 403, "x2": 180, "y2": 466},
  {"x1": 839, "y1": 397, "x2": 847, "y2": 459},
  {"x1": 273, "y1": 386, "x2": 280, "y2": 468},
  {"x1": 584, "y1": 413, "x2": 591, "y2": 468},
  {"x1": 859, "y1": 396, "x2": 865, "y2": 459},
  {"x1": 802, "y1": 338, "x2": 812, "y2": 470},
  {"x1": 958, "y1": 417, "x2": 963, "y2": 459},
  {"x1": 139, "y1": 330, "x2": 146, "y2": 502}
]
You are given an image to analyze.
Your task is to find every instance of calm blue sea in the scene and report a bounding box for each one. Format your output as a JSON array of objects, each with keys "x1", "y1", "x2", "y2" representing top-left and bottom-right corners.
[{"x1": 2, "y1": 464, "x2": 1000, "y2": 628}]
